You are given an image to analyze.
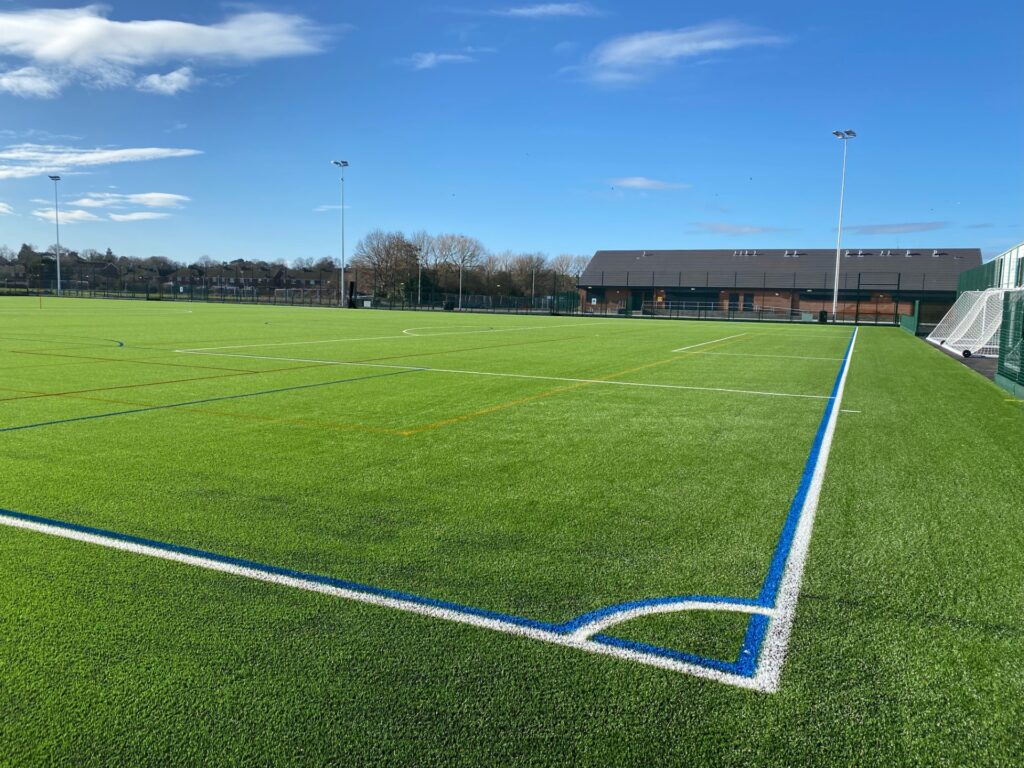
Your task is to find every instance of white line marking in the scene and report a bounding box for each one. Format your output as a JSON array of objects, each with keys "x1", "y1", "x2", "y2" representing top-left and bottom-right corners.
[
  {"x1": 753, "y1": 328, "x2": 858, "y2": 693},
  {"x1": 181, "y1": 324, "x2": 582, "y2": 352},
  {"x1": 672, "y1": 333, "x2": 747, "y2": 353},
  {"x1": 174, "y1": 350, "x2": 831, "y2": 401},
  {"x1": 566, "y1": 601, "x2": 773, "y2": 643},
  {"x1": 687, "y1": 351, "x2": 843, "y2": 362},
  {"x1": 0, "y1": 513, "x2": 766, "y2": 690}
]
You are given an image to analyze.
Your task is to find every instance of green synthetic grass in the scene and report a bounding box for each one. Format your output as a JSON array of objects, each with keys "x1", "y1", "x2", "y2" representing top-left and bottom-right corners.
[{"x1": 0, "y1": 297, "x2": 1021, "y2": 766}]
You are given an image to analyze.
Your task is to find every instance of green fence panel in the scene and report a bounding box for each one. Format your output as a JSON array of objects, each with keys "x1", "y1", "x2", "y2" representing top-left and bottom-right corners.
[
  {"x1": 957, "y1": 261, "x2": 998, "y2": 294},
  {"x1": 996, "y1": 291, "x2": 1024, "y2": 397}
]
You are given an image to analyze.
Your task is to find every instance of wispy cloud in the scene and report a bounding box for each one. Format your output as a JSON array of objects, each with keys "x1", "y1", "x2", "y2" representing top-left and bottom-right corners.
[
  {"x1": 313, "y1": 204, "x2": 347, "y2": 212},
  {"x1": 409, "y1": 52, "x2": 476, "y2": 70},
  {"x1": 577, "y1": 21, "x2": 785, "y2": 84},
  {"x1": 0, "y1": 143, "x2": 201, "y2": 180},
  {"x1": 0, "y1": 66, "x2": 62, "y2": 97},
  {"x1": 494, "y1": 3, "x2": 601, "y2": 17},
  {"x1": 692, "y1": 221, "x2": 785, "y2": 235},
  {"x1": 0, "y1": 6, "x2": 325, "y2": 98},
  {"x1": 69, "y1": 192, "x2": 190, "y2": 209},
  {"x1": 136, "y1": 67, "x2": 196, "y2": 95},
  {"x1": 0, "y1": 202, "x2": 13, "y2": 215},
  {"x1": 611, "y1": 176, "x2": 689, "y2": 190},
  {"x1": 845, "y1": 222, "x2": 946, "y2": 235},
  {"x1": 32, "y1": 207, "x2": 101, "y2": 224},
  {"x1": 109, "y1": 211, "x2": 172, "y2": 222}
]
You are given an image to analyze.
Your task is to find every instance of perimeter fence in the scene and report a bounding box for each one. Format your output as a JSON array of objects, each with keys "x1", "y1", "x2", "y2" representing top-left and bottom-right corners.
[{"x1": 996, "y1": 291, "x2": 1024, "y2": 397}]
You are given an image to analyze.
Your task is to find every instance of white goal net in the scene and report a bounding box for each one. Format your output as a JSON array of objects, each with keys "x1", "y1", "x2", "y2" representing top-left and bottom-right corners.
[
  {"x1": 274, "y1": 288, "x2": 323, "y2": 302},
  {"x1": 927, "y1": 289, "x2": 1007, "y2": 358}
]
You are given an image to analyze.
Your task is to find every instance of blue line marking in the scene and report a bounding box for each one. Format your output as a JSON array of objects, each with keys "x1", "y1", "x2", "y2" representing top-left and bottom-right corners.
[
  {"x1": 0, "y1": 335, "x2": 125, "y2": 349},
  {"x1": 1, "y1": 328, "x2": 858, "y2": 680},
  {"x1": 0, "y1": 369, "x2": 418, "y2": 433},
  {"x1": 737, "y1": 614, "x2": 770, "y2": 676}
]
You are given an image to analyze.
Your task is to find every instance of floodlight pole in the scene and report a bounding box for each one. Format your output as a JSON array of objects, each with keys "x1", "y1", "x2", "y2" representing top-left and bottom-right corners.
[
  {"x1": 332, "y1": 160, "x2": 349, "y2": 306},
  {"x1": 49, "y1": 175, "x2": 62, "y2": 296},
  {"x1": 831, "y1": 130, "x2": 855, "y2": 322}
]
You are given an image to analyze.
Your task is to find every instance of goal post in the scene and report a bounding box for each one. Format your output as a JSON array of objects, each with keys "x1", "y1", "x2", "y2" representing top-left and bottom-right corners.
[{"x1": 926, "y1": 289, "x2": 1007, "y2": 358}]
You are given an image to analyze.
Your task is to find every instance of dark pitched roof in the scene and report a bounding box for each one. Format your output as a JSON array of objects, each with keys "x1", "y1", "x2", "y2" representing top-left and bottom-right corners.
[{"x1": 579, "y1": 248, "x2": 982, "y2": 292}]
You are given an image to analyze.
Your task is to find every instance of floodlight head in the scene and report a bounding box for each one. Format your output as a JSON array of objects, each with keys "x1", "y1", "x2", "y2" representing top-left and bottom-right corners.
[
  {"x1": 48, "y1": 175, "x2": 61, "y2": 181},
  {"x1": 844, "y1": 129, "x2": 856, "y2": 137},
  {"x1": 832, "y1": 130, "x2": 844, "y2": 138},
  {"x1": 332, "y1": 160, "x2": 349, "y2": 168}
]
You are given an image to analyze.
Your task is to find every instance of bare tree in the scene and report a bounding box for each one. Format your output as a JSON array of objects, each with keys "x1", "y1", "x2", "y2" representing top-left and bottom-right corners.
[
  {"x1": 549, "y1": 253, "x2": 589, "y2": 279},
  {"x1": 510, "y1": 252, "x2": 546, "y2": 296},
  {"x1": 352, "y1": 229, "x2": 418, "y2": 298}
]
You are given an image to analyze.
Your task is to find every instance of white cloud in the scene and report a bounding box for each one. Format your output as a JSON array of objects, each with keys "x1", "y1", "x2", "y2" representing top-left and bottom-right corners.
[
  {"x1": 692, "y1": 221, "x2": 784, "y2": 235},
  {"x1": 410, "y1": 52, "x2": 475, "y2": 70},
  {"x1": 0, "y1": 202, "x2": 13, "y2": 215},
  {"x1": 0, "y1": 6, "x2": 324, "y2": 97},
  {"x1": 136, "y1": 66, "x2": 195, "y2": 95},
  {"x1": 0, "y1": 66, "x2": 63, "y2": 98},
  {"x1": 845, "y1": 222, "x2": 947, "y2": 235},
  {"x1": 314, "y1": 204, "x2": 344, "y2": 212},
  {"x1": 69, "y1": 192, "x2": 190, "y2": 209},
  {"x1": 0, "y1": 143, "x2": 201, "y2": 180},
  {"x1": 611, "y1": 176, "x2": 689, "y2": 190},
  {"x1": 495, "y1": 3, "x2": 600, "y2": 17},
  {"x1": 580, "y1": 21, "x2": 784, "y2": 84},
  {"x1": 32, "y1": 207, "x2": 101, "y2": 224},
  {"x1": 109, "y1": 211, "x2": 171, "y2": 222}
]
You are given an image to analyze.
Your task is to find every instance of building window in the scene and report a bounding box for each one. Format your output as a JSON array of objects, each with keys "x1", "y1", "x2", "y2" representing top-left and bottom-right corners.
[
  {"x1": 743, "y1": 293, "x2": 754, "y2": 311},
  {"x1": 728, "y1": 293, "x2": 739, "y2": 311}
]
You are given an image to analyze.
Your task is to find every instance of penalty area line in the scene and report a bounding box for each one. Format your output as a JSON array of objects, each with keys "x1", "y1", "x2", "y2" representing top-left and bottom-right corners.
[
  {"x1": 174, "y1": 350, "x2": 832, "y2": 401},
  {"x1": 672, "y1": 333, "x2": 747, "y2": 353}
]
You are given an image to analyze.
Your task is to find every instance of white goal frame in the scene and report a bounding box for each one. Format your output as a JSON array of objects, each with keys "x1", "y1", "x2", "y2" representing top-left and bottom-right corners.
[{"x1": 927, "y1": 289, "x2": 1007, "y2": 358}]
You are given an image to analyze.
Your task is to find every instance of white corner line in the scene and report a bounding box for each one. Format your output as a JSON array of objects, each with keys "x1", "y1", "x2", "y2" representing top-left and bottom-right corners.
[
  {"x1": 753, "y1": 327, "x2": 858, "y2": 693},
  {"x1": 566, "y1": 601, "x2": 774, "y2": 643},
  {"x1": 0, "y1": 512, "x2": 765, "y2": 691},
  {"x1": 672, "y1": 333, "x2": 747, "y2": 353}
]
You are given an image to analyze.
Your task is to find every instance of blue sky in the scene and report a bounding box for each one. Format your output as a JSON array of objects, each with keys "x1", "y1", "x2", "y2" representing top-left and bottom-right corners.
[{"x1": 0, "y1": 1, "x2": 1021, "y2": 264}]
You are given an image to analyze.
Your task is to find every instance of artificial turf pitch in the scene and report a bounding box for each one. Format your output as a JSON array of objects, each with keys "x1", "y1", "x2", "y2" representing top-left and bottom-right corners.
[{"x1": 0, "y1": 297, "x2": 1021, "y2": 765}]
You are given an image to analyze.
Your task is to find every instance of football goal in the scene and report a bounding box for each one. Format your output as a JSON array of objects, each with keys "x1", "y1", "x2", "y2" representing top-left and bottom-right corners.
[
  {"x1": 274, "y1": 288, "x2": 325, "y2": 303},
  {"x1": 927, "y1": 289, "x2": 1007, "y2": 358}
]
